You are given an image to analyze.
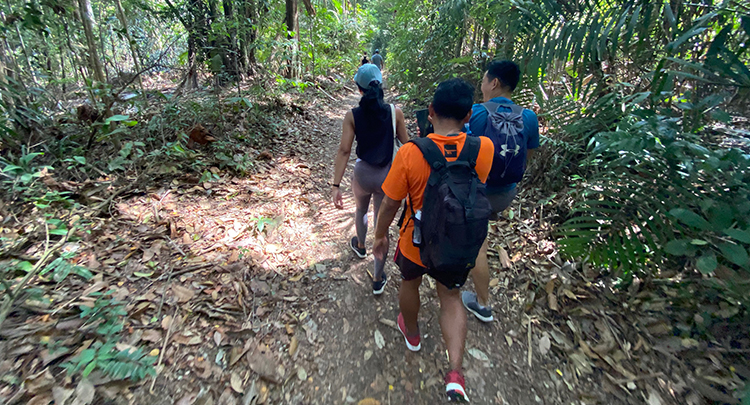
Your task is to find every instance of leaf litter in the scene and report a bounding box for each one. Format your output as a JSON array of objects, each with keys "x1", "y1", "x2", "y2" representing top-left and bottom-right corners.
[{"x1": 0, "y1": 79, "x2": 745, "y2": 405}]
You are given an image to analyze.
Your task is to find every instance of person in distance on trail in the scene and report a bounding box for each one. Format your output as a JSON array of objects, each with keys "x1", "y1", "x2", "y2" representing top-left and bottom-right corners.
[
  {"x1": 331, "y1": 63, "x2": 409, "y2": 295},
  {"x1": 462, "y1": 60, "x2": 540, "y2": 323},
  {"x1": 371, "y1": 49, "x2": 384, "y2": 71},
  {"x1": 361, "y1": 52, "x2": 369, "y2": 66},
  {"x1": 373, "y1": 78, "x2": 495, "y2": 402}
]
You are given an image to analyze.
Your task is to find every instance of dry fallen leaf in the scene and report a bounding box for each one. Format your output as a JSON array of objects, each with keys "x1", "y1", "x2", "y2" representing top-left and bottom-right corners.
[
  {"x1": 230, "y1": 372, "x2": 244, "y2": 393},
  {"x1": 52, "y1": 386, "x2": 75, "y2": 405},
  {"x1": 544, "y1": 279, "x2": 556, "y2": 295},
  {"x1": 374, "y1": 330, "x2": 385, "y2": 350},
  {"x1": 70, "y1": 378, "x2": 95, "y2": 405},
  {"x1": 141, "y1": 329, "x2": 162, "y2": 343},
  {"x1": 468, "y1": 348, "x2": 490, "y2": 362},
  {"x1": 497, "y1": 246, "x2": 512, "y2": 268},
  {"x1": 539, "y1": 333, "x2": 551, "y2": 356},
  {"x1": 25, "y1": 369, "x2": 54, "y2": 394},
  {"x1": 182, "y1": 232, "x2": 192, "y2": 245},
  {"x1": 489, "y1": 278, "x2": 500, "y2": 287},
  {"x1": 548, "y1": 293, "x2": 559, "y2": 311},
  {"x1": 357, "y1": 399, "x2": 381, "y2": 405},
  {"x1": 161, "y1": 315, "x2": 173, "y2": 330},
  {"x1": 172, "y1": 285, "x2": 195, "y2": 303},
  {"x1": 505, "y1": 335, "x2": 513, "y2": 347},
  {"x1": 213, "y1": 330, "x2": 224, "y2": 346},
  {"x1": 175, "y1": 392, "x2": 198, "y2": 405},
  {"x1": 647, "y1": 390, "x2": 664, "y2": 405},
  {"x1": 289, "y1": 336, "x2": 299, "y2": 357}
]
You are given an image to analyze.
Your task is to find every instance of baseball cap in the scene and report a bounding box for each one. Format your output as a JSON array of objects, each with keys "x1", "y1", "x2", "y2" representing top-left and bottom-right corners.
[{"x1": 354, "y1": 64, "x2": 382, "y2": 88}]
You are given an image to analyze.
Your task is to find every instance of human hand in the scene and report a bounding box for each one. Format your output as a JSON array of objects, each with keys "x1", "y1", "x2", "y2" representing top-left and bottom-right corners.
[
  {"x1": 373, "y1": 236, "x2": 389, "y2": 261},
  {"x1": 332, "y1": 187, "x2": 343, "y2": 209}
]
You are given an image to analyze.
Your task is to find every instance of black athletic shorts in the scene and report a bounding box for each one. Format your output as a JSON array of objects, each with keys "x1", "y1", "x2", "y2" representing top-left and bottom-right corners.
[{"x1": 394, "y1": 244, "x2": 470, "y2": 290}]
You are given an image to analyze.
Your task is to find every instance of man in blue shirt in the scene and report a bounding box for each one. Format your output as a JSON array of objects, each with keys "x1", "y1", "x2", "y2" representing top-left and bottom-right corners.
[
  {"x1": 463, "y1": 60, "x2": 540, "y2": 322},
  {"x1": 371, "y1": 50, "x2": 384, "y2": 71}
]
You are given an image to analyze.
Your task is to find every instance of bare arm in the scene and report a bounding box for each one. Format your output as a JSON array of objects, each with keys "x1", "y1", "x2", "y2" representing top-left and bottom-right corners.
[
  {"x1": 373, "y1": 196, "x2": 402, "y2": 260},
  {"x1": 395, "y1": 107, "x2": 409, "y2": 144},
  {"x1": 331, "y1": 111, "x2": 355, "y2": 208}
]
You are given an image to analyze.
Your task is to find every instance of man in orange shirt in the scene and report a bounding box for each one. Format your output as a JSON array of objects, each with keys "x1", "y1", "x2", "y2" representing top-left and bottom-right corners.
[{"x1": 373, "y1": 78, "x2": 494, "y2": 402}]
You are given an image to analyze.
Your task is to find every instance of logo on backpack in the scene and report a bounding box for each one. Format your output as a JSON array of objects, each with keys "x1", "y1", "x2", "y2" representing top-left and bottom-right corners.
[
  {"x1": 482, "y1": 102, "x2": 526, "y2": 186},
  {"x1": 406, "y1": 137, "x2": 492, "y2": 285}
]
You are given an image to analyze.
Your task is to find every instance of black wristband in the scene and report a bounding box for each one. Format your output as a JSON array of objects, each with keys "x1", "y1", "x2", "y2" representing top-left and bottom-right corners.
[{"x1": 332, "y1": 183, "x2": 340, "y2": 188}]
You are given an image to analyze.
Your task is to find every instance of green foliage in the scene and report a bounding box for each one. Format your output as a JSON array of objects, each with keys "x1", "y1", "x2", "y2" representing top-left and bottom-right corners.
[
  {"x1": 558, "y1": 105, "x2": 750, "y2": 282},
  {"x1": 40, "y1": 251, "x2": 94, "y2": 282},
  {"x1": 108, "y1": 141, "x2": 146, "y2": 172},
  {"x1": 64, "y1": 291, "x2": 156, "y2": 381},
  {"x1": 0, "y1": 147, "x2": 51, "y2": 194},
  {"x1": 64, "y1": 340, "x2": 156, "y2": 381}
]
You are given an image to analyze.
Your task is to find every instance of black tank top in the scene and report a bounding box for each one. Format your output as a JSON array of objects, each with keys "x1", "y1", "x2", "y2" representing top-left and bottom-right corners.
[{"x1": 352, "y1": 106, "x2": 394, "y2": 167}]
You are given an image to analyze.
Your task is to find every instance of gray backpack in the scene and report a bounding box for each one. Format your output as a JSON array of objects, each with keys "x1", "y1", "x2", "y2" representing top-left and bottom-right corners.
[{"x1": 481, "y1": 102, "x2": 526, "y2": 186}]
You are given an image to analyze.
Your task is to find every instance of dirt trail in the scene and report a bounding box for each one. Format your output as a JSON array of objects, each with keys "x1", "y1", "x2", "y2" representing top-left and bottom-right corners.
[
  {"x1": 277, "y1": 91, "x2": 573, "y2": 405},
  {"x1": 73, "y1": 88, "x2": 578, "y2": 405},
  {"x1": 143, "y1": 88, "x2": 572, "y2": 405}
]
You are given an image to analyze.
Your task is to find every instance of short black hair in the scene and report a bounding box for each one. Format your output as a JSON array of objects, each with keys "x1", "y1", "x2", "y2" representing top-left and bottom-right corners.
[
  {"x1": 432, "y1": 78, "x2": 474, "y2": 121},
  {"x1": 486, "y1": 60, "x2": 521, "y2": 91}
]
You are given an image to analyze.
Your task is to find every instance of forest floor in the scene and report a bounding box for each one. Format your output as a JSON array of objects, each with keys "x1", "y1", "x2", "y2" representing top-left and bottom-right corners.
[{"x1": 1, "y1": 79, "x2": 747, "y2": 405}]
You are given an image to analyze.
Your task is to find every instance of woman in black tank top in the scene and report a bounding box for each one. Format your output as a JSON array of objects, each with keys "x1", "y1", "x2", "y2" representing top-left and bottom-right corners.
[{"x1": 331, "y1": 64, "x2": 409, "y2": 295}]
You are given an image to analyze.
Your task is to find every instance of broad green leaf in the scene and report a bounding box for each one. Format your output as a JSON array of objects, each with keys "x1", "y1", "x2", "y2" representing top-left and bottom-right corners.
[
  {"x1": 74, "y1": 156, "x2": 86, "y2": 164},
  {"x1": 696, "y1": 253, "x2": 717, "y2": 274},
  {"x1": 669, "y1": 208, "x2": 711, "y2": 230},
  {"x1": 18, "y1": 261, "x2": 34, "y2": 272},
  {"x1": 104, "y1": 115, "x2": 130, "y2": 124},
  {"x1": 49, "y1": 229, "x2": 68, "y2": 236},
  {"x1": 724, "y1": 228, "x2": 750, "y2": 244},
  {"x1": 79, "y1": 348, "x2": 96, "y2": 365},
  {"x1": 718, "y1": 243, "x2": 749, "y2": 267},
  {"x1": 82, "y1": 360, "x2": 97, "y2": 377},
  {"x1": 664, "y1": 239, "x2": 696, "y2": 256}
]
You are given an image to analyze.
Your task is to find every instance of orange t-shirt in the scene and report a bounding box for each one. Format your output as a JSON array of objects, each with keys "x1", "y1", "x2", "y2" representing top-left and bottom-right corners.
[{"x1": 381, "y1": 132, "x2": 494, "y2": 267}]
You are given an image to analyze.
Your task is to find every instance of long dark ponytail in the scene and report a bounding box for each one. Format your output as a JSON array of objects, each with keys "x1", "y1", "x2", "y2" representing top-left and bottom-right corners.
[{"x1": 357, "y1": 80, "x2": 388, "y2": 117}]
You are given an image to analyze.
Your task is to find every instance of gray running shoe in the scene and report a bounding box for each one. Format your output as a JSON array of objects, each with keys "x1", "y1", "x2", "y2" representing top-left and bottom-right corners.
[{"x1": 462, "y1": 291, "x2": 493, "y2": 322}]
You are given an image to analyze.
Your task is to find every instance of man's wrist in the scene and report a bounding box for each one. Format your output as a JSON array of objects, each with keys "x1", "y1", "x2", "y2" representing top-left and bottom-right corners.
[{"x1": 331, "y1": 183, "x2": 340, "y2": 188}]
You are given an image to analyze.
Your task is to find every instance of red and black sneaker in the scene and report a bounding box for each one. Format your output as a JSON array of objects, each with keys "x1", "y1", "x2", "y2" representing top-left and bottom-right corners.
[
  {"x1": 397, "y1": 313, "x2": 421, "y2": 351},
  {"x1": 445, "y1": 370, "x2": 469, "y2": 402}
]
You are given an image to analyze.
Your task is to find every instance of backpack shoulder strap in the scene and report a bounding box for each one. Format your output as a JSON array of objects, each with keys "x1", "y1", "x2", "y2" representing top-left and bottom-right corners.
[
  {"x1": 457, "y1": 136, "x2": 481, "y2": 168},
  {"x1": 410, "y1": 137, "x2": 447, "y2": 171},
  {"x1": 508, "y1": 104, "x2": 524, "y2": 115},
  {"x1": 481, "y1": 102, "x2": 500, "y2": 114},
  {"x1": 483, "y1": 101, "x2": 524, "y2": 116}
]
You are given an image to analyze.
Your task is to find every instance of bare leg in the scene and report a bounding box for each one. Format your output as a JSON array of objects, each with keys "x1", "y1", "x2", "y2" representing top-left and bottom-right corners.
[
  {"x1": 470, "y1": 238, "x2": 490, "y2": 307},
  {"x1": 399, "y1": 276, "x2": 422, "y2": 335},
  {"x1": 437, "y1": 282, "x2": 467, "y2": 371},
  {"x1": 371, "y1": 191, "x2": 386, "y2": 281}
]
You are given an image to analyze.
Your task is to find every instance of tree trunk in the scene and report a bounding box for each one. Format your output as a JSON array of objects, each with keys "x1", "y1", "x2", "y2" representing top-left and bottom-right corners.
[
  {"x1": 114, "y1": 0, "x2": 143, "y2": 87},
  {"x1": 285, "y1": 0, "x2": 299, "y2": 78},
  {"x1": 239, "y1": 0, "x2": 257, "y2": 74},
  {"x1": 77, "y1": 0, "x2": 106, "y2": 83},
  {"x1": 223, "y1": 0, "x2": 240, "y2": 79}
]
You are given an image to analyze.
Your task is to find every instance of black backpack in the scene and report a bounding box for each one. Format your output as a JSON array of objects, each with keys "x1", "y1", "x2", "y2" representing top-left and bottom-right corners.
[{"x1": 405, "y1": 136, "x2": 492, "y2": 278}]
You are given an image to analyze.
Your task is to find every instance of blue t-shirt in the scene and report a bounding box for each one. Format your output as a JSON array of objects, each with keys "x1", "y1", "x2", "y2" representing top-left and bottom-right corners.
[{"x1": 468, "y1": 97, "x2": 539, "y2": 192}]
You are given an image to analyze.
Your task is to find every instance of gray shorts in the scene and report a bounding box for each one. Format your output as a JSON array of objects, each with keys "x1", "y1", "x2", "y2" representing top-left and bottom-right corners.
[{"x1": 487, "y1": 186, "x2": 518, "y2": 219}]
